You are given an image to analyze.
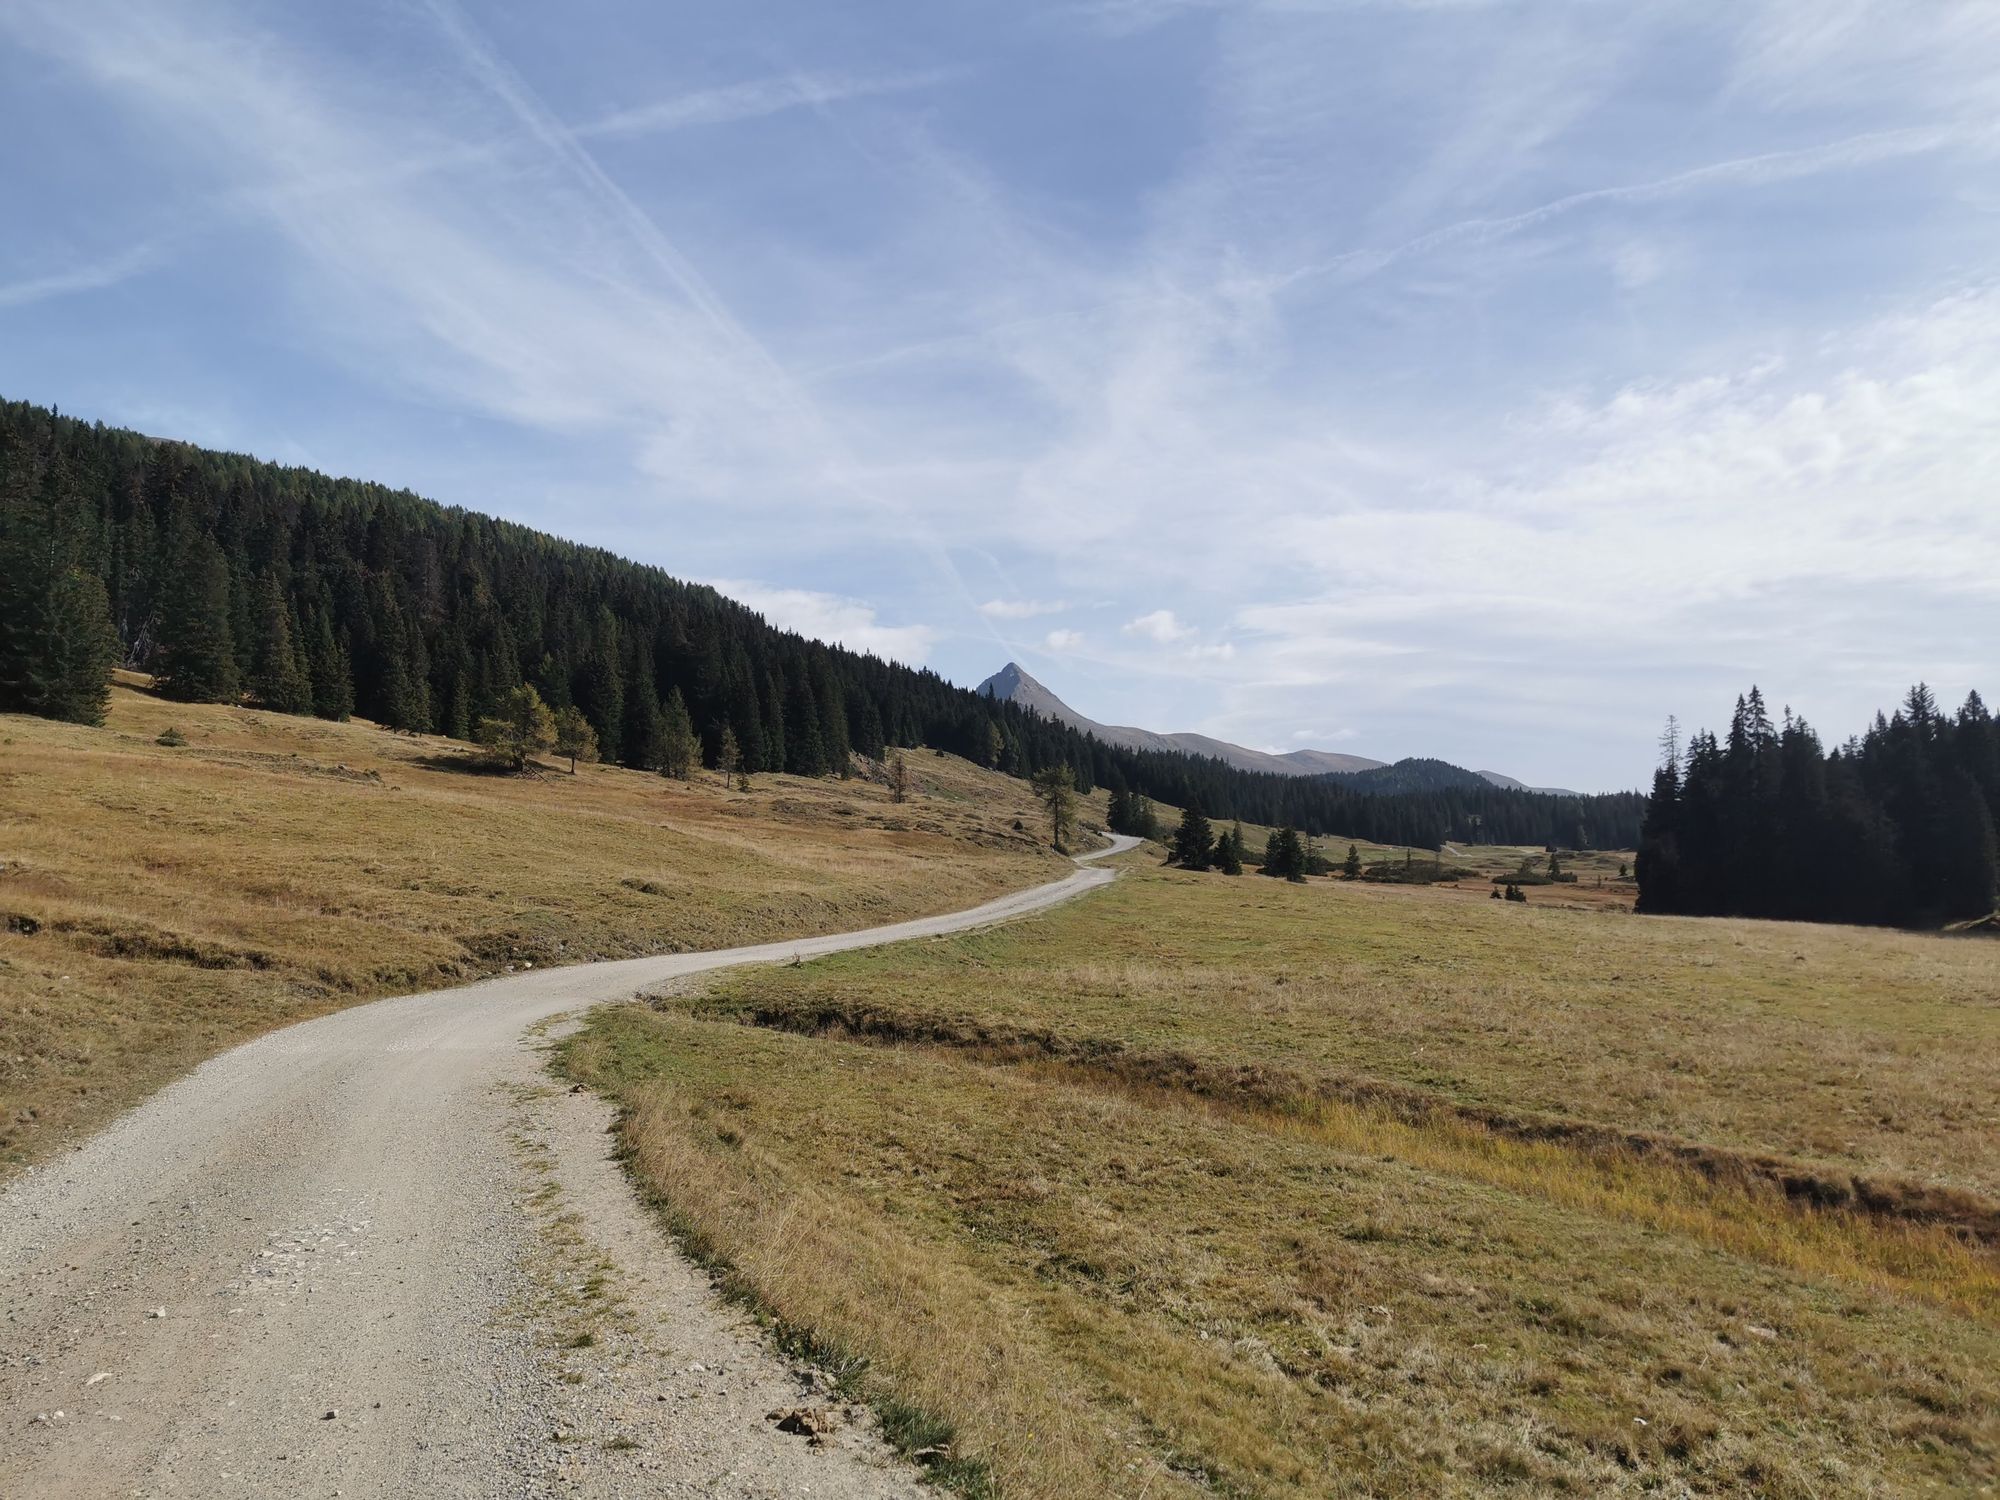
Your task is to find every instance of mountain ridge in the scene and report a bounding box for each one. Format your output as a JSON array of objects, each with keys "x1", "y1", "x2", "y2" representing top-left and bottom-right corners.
[
  {"x1": 976, "y1": 662, "x2": 1386, "y2": 778},
  {"x1": 976, "y1": 662, "x2": 1578, "y2": 794}
]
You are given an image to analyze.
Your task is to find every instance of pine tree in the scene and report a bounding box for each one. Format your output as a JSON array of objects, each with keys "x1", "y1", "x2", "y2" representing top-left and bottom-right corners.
[
  {"x1": 1342, "y1": 844, "x2": 1362, "y2": 879},
  {"x1": 659, "y1": 688, "x2": 698, "y2": 780}
]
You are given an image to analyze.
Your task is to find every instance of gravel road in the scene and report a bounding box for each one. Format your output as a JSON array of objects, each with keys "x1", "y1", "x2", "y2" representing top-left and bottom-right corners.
[{"x1": 0, "y1": 835, "x2": 1140, "y2": 1498}]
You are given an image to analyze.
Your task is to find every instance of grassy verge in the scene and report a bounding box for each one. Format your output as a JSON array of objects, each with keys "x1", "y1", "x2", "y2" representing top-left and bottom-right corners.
[
  {"x1": 0, "y1": 678, "x2": 1071, "y2": 1169},
  {"x1": 562, "y1": 863, "x2": 2000, "y2": 1497}
]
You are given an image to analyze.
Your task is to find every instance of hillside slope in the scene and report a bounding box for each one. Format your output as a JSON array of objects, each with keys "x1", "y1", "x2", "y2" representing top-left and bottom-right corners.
[{"x1": 0, "y1": 678, "x2": 1072, "y2": 1171}]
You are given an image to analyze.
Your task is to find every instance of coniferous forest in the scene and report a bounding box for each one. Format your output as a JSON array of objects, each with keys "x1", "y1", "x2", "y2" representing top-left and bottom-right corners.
[
  {"x1": 0, "y1": 399, "x2": 1642, "y2": 849},
  {"x1": 1636, "y1": 686, "x2": 1999, "y2": 927}
]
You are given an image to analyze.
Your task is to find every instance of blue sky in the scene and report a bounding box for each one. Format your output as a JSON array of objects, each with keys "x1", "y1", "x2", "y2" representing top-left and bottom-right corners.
[{"x1": 3, "y1": 0, "x2": 1997, "y2": 789}]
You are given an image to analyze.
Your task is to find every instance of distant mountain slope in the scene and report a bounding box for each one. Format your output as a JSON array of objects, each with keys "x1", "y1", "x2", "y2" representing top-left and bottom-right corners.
[
  {"x1": 1476, "y1": 769, "x2": 1582, "y2": 797},
  {"x1": 976, "y1": 663, "x2": 1387, "y2": 777},
  {"x1": 978, "y1": 662, "x2": 1579, "y2": 793}
]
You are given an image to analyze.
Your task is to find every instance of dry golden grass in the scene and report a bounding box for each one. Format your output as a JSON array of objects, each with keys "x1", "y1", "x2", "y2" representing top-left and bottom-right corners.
[
  {"x1": 562, "y1": 861, "x2": 2000, "y2": 1497},
  {"x1": 0, "y1": 677, "x2": 1070, "y2": 1168}
]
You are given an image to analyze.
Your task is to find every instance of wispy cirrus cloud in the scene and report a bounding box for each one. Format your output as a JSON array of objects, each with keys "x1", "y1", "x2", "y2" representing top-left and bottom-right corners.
[
  {"x1": 0, "y1": 242, "x2": 157, "y2": 308},
  {"x1": 978, "y1": 597, "x2": 1069, "y2": 619},
  {"x1": 578, "y1": 70, "x2": 957, "y2": 141}
]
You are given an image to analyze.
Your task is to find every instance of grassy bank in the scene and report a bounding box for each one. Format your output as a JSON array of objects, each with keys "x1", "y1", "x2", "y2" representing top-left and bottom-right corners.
[
  {"x1": 0, "y1": 678, "x2": 1070, "y2": 1169},
  {"x1": 563, "y1": 861, "x2": 2000, "y2": 1497}
]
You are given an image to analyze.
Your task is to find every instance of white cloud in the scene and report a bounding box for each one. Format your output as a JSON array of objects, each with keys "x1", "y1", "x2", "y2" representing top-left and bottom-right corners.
[
  {"x1": 1184, "y1": 642, "x2": 1235, "y2": 662},
  {"x1": 1043, "y1": 628, "x2": 1085, "y2": 651},
  {"x1": 706, "y1": 579, "x2": 937, "y2": 665},
  {"x1": 1123, "y1": 609, "x2": 1195, "y2": 644},
  {"x1": 978, "y1": 598, "x2": 1069, "y2": 619}
]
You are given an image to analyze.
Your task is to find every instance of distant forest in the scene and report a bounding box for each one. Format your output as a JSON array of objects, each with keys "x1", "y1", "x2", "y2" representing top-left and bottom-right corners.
[
  {"x1": 0, "y1": 398, "x2": 1642, "y2": 849},
  {"x1": 1637, "y1": 686, "x2": 1998, "y2": 927}
]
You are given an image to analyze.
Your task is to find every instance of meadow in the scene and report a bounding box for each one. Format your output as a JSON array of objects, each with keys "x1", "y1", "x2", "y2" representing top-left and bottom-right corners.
[
  {"x1": 0, "y1": 677, "x2": 1069, "y2": 1168},
  {"x1": 564, "y1": 857, "x2": 2000, "y2": 1498}
]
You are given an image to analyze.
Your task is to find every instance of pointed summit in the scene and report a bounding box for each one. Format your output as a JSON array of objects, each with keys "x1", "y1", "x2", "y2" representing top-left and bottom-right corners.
[{"x1": 975, "y1": 662, "x2": 1387, "y2": 776}]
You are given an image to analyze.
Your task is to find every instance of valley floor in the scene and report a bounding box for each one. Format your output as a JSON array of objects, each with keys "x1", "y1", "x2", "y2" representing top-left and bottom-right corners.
[{"x1": 565, "y1": 860, "x2": 2000, "y2": 1498}]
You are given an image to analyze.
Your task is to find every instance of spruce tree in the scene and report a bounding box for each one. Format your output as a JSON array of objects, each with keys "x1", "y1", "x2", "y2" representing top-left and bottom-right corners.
[
  {"x1": 1262, "y1": 826, "x2": 1306, "y2": 882},
  {"x1": 247, "y1": 573, "x2": 312, "y2": 714},
  {"x1": 1214, "y1": 824, "x2": 1244, "y2": 875},
  {"x1": 307, "y1": 612, "x2": 354, "y2": 722},
  {"x1": 1167, "y1": 805, "x2": 1213, "y2": 869},
  {"x1": 0, "y1": 490, "x2": 118, "y2": 725},
  {"x1": 622, "y1": 688, "x2": 665, "y2": 771},
  {"x1": 1342, "y1": 844, "x2": 1362, "y2": 879},
  {"x1": 152, "y1": 525, "x2": 240, "y2": 703}
]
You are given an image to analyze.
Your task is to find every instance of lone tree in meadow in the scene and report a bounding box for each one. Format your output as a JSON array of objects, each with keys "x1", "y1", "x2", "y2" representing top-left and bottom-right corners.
[
  {"x1": 477, "y1": 683, "x2": 557, "y2": 771},
  {"x1": 1342, "y1": 844, "x2": 1363, "y2": 879},
  {"x1": 1167, "y1": 804, "x2": 1214, "y2": 870},
  {"x1": 659, "y1": 688, "x2": 698, "y2": 779},
  {"x1": 1032, "y1": 764, "x2": 1077, "y2": 851},
  {"x1": 553, "y1": 705, "x2": 598, "y2": 774},
  {"x1": 889, "y1": 749, "x2": 910, "y2": 804},
  {"x1": 715, "y1": 724, "x2": 742, "y2": 786}
]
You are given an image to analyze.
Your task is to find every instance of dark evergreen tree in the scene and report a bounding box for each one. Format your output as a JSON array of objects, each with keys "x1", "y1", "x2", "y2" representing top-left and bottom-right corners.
[
  {"x1": 152, "y1": 523, "x2": 240, "y2": 703},
  {"x1": 246, "y1": 572, "x2": 312, "y2": 714},
  {"x1": 306, "y1": 611, "x2": 354, "y2": 722},
  {"x1": 0, "y1": 455, "x2": 118, "y2": 724},
  {"x1": 1167, "y1": 805, "x2": 1214, "y2": 869},
  {"x1": 1262, "y1": 826, "x2": 1306, "y2": 882},
  {"x1": 659, "y1": 688, "x2": 698, "y2": 780},
  {"x1": 1214, "y1": 823, "x2": 1244, "y2": 875},
  {"x1": 1639, "y1": 685, "x2": 1996, "y2": 927}
]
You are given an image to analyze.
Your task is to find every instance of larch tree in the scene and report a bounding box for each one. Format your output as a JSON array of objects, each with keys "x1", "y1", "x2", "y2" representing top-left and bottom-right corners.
[
  {"x1": 477, "y1": 683, "x2": 556, "y2": 772},
  {"x1": 1031, "y1": 764, "x2": 1077, "y2": 852},
  {"x1": 659, "y1": 688, "x2": 698, "y2": 779},
  {"x1": 553, "y1": 704, "x2": 598, "y2": 774}
]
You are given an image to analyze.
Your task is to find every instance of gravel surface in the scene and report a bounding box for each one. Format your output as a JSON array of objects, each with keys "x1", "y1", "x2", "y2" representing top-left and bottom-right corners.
[{"x1": 0, "y1": 837, "x2": 1138, "y2": 1498}]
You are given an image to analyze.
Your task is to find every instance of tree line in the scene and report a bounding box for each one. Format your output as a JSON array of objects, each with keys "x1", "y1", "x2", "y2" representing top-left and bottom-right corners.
[
  {"x1": 1636, "y1": 685, "x2": 1998, "y2": 927},
  {"x1": 0, "y1": 398, "x2": 1642, "y2": 847}
]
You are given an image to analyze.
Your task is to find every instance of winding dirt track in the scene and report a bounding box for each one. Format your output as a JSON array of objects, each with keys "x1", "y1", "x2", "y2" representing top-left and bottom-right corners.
[{"x1": 0, "y1": 835, "x2": 1140, "y2": 1498}]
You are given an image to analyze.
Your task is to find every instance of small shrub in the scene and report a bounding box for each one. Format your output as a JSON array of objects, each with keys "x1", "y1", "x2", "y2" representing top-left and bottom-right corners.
[{"x1": 156, "y1": 727, "x2": 187, "y2": 747}]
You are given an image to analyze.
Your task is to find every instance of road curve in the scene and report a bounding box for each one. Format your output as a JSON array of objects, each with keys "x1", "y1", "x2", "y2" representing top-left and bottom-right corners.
[{"x1": 0, "y1": 834, "x2": 1142, "y2": 1498}]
